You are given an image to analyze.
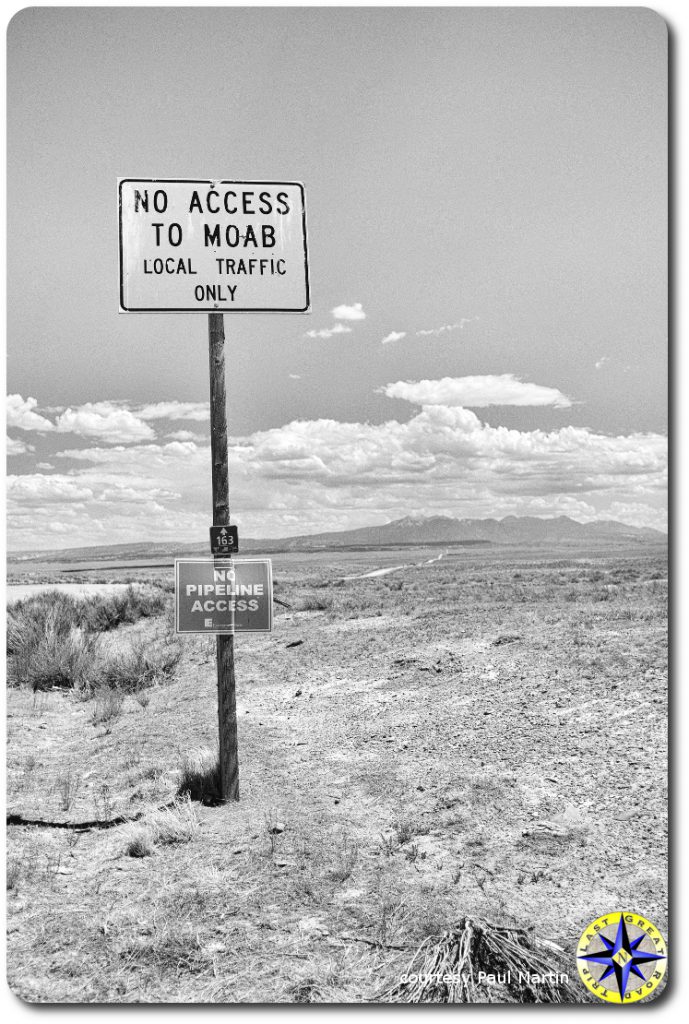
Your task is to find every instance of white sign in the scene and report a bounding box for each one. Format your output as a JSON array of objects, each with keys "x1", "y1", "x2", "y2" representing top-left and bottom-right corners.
[{"x1": 118, "y1": 179, "x2": 309, "y2": 312}]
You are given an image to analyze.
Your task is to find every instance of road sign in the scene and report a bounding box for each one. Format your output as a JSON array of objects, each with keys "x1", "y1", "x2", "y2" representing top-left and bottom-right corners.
[
  {"x1": 175, "y1": 558, "x2": 272, "y2": 634},
  {"x1": 118, "y1": 179, "x2": 309, "y2": 312},
  {"x1": 210, "y1": 524, "x2": 238, "y2": 554}
]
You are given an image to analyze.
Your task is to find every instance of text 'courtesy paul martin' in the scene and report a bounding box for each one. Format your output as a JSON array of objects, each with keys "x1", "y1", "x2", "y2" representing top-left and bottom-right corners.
[{"x1": 118, "y1": 179, "x2": 309, "y2": 312}]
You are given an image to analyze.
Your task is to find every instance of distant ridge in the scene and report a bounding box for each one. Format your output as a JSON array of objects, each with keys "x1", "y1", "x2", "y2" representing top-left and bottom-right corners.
[
  {"x1": 8, "y1": 514, "x2": 666, "y2": 564},
  {"x1": 264, "y1": 514, "x2": 663, "y2": 549}
]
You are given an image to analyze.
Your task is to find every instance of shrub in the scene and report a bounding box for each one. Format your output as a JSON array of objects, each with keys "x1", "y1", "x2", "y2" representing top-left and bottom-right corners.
[
  {"x1": 83, "y1": 586, "x2": 166, "y2": 633},
  {"x1": 7, "y1": 586, "x2": 166, "y2": 651},
  {"x1": 6, "y1": 587, "x2": 167, "y2": 692},
  {"x1": 8, "y1": 606, "x2": 101, "y2": 691},
  {"x1": 99, "y1": 637, "x2": 181, "y2": 694},
  {"x1": 7, "y1": 591, "x2": 81, "y2": 656},
  {"x1": 83, "y1": 595, "x2": 129, "y2": 632}
]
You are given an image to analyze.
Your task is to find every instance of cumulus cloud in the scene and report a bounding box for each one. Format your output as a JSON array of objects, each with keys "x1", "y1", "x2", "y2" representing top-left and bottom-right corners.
[
  {"x1": 598, "y1": 501, "x2": 667, "y2": 532},
  {"x1": 241, "y1": 407, "x2": 664, "y2": 491},
  {"x1": 304, "y1": 323, "x2": 353, "y2": 339},
  {"x1": 136, "y1": 401, "x2": 209, "y2": 421},
  {"x1": 7, "y1": 384, "x2": 667, "y2": 550},
  {"x1": 332, "y1": 302, "x2": 366, "y2": 321},
  {"x1": 55, "y1": 402, "x2": 156, "y2": 444},
  {"x1": 55, "y1": 439, "x2": 202, "y2": 465},
  {"x1": 289, "y1": 374, "x2": 302, "y2": 380},
  {"x1": 8, "y1": 438, "x2": 214, "y2": 550},
  {"x1": 7, "y1": 435, "x2": 34, "y2": 456},
  {"x1": 166, "y1": 429, "x2": 205, "y2": 442},
  {"x1": 305, "y1": 302, "x2": 366, "y2": 337},
  {"x1": 595, "y1": 356, "x2": 610, "y2": 370},
  {"x1": 7, "y1": 394, "x2": 213, "y2": 440},
  {"x1": 381, "y1": 331, "x2": 407, "y2": 345},
  {"x1": 8, "y1": 475, "x2": 95, "y2": 505},
  {"x1": 382, "y1": 374, "x2": 572, "y2": 409},
  {"x1": 7, "y1": 395, "x2": 55, "y2": 432}
]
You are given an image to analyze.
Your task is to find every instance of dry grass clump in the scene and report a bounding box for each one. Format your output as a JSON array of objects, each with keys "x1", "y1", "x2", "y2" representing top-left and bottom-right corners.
[
  {"x1": 328, "y1": 588, "x2": 389, "y2": 619},
  {"x1": 9, "y1": 622, "x2": 180, "y2": 696},
  {"x1": 7, "y1": 591, "x2": 80, "y2": 654},
  {"x1": 288, "y1": 976, "x2": 330, "y2": 1003},
  {"x1": 82, "y1": 585, "x2": 166, "y2": 632},
  {"x1": 6, "y1": 858, "x2": 22, "y2": 891},
  {"x1": 177, "y1": 748, "x2": 222, "y2": 804},
  {"x1": 122, "y1": 797, "x2": 199, "y2": 857},
  {"x1": 327, "y1": 834, "x2": 358, "y2": 882},
  {"x1": 8, "y1": 601, "x2": 101, "y2": 691},
  {"x1": 54, "y1": 766, "x2": 81, "y2": 812},
  {"x1": 392, "y1": 817, "x2": 427, "y2": 845},
  {"x1": 293, "y1": 594, "x2": 333, "y2": 612},
  {"x1": 6, "y1": 839, "x2": 42, "y2": 893},
  {"x1": 98, "y1": 636, "x2": 181, "y2": 694},
  {"x1": 148, "y1": 798, "x2": 199, "y2": 845},
  {"x1": 7, "y1": 587, "x2": 170, "y2": 693},
  {"x1": 7, "y1": 585, "x2": 165, "y2": 644},
  {"x1": 376, "y1": 917, "x2": 585, "y2": 1003},
  {"x1": 9, "y1": 626, "x2": 180, "y2": 698},
  {"x1": 90, "y1": 687, "x2": 125, "y2": 727},
  {"x1": 124, "y1": 828, "x2": 155, "y2": 858}
]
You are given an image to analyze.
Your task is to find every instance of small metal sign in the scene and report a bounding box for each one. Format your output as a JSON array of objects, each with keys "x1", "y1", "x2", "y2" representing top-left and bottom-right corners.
[
  {"x1": 119, "y1": 178, "x2": 310, "y2": 312},
  {"x1": 175, "y1": 558, "x2": 272, "y2": 634},
  {"x1": 210, "y1": 525, "x2": 238, "y2": 555}
]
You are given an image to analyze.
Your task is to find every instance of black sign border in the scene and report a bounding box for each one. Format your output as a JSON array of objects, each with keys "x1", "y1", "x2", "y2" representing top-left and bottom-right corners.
[{"x1": 118, "y1": 178, "x2": 310, "y2": 313}]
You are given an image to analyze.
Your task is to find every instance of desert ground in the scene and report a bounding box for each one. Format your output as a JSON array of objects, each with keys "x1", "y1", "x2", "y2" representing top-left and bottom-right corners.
[{"x1": 6, "y1": 543, "x2": 667, "y2": 1003}]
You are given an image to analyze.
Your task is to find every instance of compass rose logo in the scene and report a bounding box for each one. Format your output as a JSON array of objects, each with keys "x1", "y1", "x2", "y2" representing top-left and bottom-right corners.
[{"x1": 577, "y1": 912, "x2": 667, "y2": 1003}]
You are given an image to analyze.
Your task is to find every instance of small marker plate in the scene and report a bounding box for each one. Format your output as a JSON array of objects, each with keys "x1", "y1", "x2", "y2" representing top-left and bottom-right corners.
[{"x1": 210, "y1": 525, "x2": 239, "y2": 554}]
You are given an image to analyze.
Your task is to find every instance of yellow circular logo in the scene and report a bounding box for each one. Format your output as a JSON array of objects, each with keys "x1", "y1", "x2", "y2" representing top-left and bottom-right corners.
[{"x1": 577, "y1": 912, "x2": 667, "y2": 1003}]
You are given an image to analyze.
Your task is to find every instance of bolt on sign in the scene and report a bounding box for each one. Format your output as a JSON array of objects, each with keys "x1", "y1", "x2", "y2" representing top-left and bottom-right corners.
[
  {"x1": 175, "y1": 558, "x2": 273, "y2": 634},
  {"x1": 118, "y1": 179, "x2": 310, "y2": 312}
]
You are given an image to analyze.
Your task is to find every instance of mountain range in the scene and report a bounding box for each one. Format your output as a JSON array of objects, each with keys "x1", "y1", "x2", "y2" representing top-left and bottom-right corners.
[{"x1": 8, "y1": 515, "x2": 666, "y2": 564}]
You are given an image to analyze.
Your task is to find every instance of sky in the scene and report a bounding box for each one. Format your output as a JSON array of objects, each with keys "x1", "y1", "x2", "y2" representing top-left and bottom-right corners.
[{"x1": 6, "y1": 5, "x2": 668, "y2": 550}]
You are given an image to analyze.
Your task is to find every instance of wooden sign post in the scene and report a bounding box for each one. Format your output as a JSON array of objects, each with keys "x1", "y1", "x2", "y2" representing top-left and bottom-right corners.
[
  {"x1": 119, "y1": 178, "x2": 309, "y2": 804},
  {"x1": 208, "y1": 312, "x2": 238, "y2": 801}
]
